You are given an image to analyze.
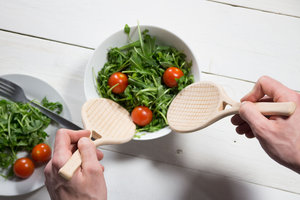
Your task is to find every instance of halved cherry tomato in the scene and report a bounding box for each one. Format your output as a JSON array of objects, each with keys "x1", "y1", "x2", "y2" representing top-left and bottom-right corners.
[
  {"x1": 13, "y1": 157, "x2": 35, "y2": 179},
  {"x1": 131, "y1": 106, "x2": 153, "y2": 126},
  {"x1": 163, "y1": 67, "x2": 184, "y2": 87},
  {"x1": 31, "y1": 143, "x2": 52, "y2": 162},
  {"x1": 108, "y1": 72, "x2": 128, "y2": 94}
]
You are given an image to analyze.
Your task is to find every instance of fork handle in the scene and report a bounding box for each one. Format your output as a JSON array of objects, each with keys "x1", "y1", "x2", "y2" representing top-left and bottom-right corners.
[{"x1": 30, "y1": 101, "x2": 82, "y2": 130}]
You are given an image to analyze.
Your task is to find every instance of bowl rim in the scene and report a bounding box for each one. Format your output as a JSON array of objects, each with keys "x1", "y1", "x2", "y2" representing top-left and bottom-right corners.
[{"x1": 84, "y1": 24, "x2": 201, "y2": 140}]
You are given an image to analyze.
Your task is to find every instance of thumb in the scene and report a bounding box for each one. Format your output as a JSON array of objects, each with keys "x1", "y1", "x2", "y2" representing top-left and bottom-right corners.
[
  {"x1": 77, "y1": 137, "x2": 99, "y2": 170},
  {"x1": 239, "y1": 101, "x2": 270, "y2": 138}
]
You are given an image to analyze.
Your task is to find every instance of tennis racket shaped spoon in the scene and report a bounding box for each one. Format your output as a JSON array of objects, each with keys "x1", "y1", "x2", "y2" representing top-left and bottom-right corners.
[
  {"x1": 167, "y1": 81, "x2": 296, "y2": 133},
  {"x1": 59, "y1": 98, "x2": 136, "y2": 180}
]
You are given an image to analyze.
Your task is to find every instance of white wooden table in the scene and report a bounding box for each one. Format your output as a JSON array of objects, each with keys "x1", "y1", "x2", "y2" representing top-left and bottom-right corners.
[{"x1": 0, "y1": 0, "x2": 300, "y2": 199}]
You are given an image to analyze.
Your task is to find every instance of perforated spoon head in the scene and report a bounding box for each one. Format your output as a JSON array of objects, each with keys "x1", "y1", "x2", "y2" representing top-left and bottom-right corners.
[
  {"x1": 59, "y1": 98, "x2": 136, "y2": 180},
  {"x1": 167, "y1": 81, "x2": 296, "y2": 133},
  {"x1": 167, "y1": 82, "x2": 237, "y2": 133},
  {"x1": 81, "y1": 98, "x2": 136, "y2": 145}
]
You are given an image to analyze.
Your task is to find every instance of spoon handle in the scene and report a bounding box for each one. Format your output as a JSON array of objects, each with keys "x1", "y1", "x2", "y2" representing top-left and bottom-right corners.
[
  {"x1": 58, "y1": 138, "x2": 106, "y2": 180},
  {"x1": 253, "y1": 102, "x2": 296, "y2": 116},
  {"x1": 58, "y1": 149, "x2": 82, "y2": 180},
  {"x1": 220, "y1": 102, "x2": 295, "y2": 119}
]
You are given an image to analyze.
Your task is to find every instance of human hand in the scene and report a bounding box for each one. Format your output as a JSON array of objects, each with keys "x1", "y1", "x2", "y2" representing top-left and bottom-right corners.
[
  {"x1": 44, "y1": 129, "x2": 107, "y2": 200},
  {"x1": 231, "y1": 76, "x2": 300, "y2": 173}
]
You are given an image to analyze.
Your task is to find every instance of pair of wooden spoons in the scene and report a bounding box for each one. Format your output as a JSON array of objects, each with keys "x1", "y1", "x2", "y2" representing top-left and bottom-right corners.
[{"x1": 59, "y1": 81, "x2": 296, "y2": 180}]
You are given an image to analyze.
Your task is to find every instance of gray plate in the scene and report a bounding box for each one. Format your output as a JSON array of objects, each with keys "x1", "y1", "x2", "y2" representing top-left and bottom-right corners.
[{"x1": 0, "y1": 74, "x2": 71, "y2": 196}]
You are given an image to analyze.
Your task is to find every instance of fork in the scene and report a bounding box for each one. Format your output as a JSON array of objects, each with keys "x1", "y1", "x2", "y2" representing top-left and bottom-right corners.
[{"x1": 0, "y1": 77, "x2": 82, "y2": 130}]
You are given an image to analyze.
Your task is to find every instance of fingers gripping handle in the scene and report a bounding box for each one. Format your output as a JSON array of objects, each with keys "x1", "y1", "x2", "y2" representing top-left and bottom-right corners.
[
  {"x1": 58, "y1": 137, "x2": 105, "y2": 180},
  {"x1": 58, "y1": 150, "x2": 81, "y2": 180}
]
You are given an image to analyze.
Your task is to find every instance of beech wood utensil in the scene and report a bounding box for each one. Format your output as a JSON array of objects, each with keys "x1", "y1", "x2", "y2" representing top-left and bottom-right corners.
[
  {"x1": 167, "y1": 81, "x2": 296, "y2": 133},
  {"x1": 59, "y1": 98, "x2": 136, "y2": 180}
]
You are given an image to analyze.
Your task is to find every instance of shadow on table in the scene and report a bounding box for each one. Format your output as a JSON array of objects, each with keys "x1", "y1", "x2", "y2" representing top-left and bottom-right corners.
[
  {"x1": 102, "y1": 130, "x2": 187, "y2": 164},
  {"x1": 102, "y1": 132, "x2": 253, "y2": 200},
  {"x1": 177, "y1": 172, "x2": 253, "y2": 200},
  {"x1": 103, "y1": 148, "x2": 253, "y2": 200}
]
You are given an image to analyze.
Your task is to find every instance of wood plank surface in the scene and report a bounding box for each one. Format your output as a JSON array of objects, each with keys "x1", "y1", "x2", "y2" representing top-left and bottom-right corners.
[
  {"x1": 0, "y1": 30, "x2": 91, "y2": 126},
  {"x1": 1, "y1": 29, "x2": 300, "y2": 195},
  {"x1": 208, "y1": 0, "x2": 300, "y2": 18},
  {"x1": 2, "y1": 150, "x2": 300, "y2": 200},
  {"x1": 0, "y1": 0, "x2": 299, "y2": 90}
]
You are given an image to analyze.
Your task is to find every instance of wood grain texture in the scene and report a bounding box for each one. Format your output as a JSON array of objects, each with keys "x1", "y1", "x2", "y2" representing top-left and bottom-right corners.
[
  {"x1": 167, "y1": 82, "x2": 222, "y2": 132},
  {"x1": 209, "y1": 0, "x2": 300, "y2": 18},
  {"x1": 81, "y1": 98, "x2": 135, "y2": 144},
  {"x1": 167, "y1": 81, "x2": 296, "y2": 132},
  {"x1": 0, "y1": 30, "x2": 91, "y2": 126},
  {"x1": 3, "y1": 149, "x2": 300, "y2": 200},
  {"x1": 0, "y1": 27, "x2": 300, "y2": 194},
  {"x1": 0, "y1": 0, "x2": 299, "y2": 90}
]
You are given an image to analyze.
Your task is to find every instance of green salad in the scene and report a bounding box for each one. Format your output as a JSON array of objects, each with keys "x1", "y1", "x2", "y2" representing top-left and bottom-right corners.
[
  {"x1": 0, "y1": 97, "x2": 62, "y2": 178},
  {"x1": 96, "y1": 24, "x2": 194, "y2": 134}
]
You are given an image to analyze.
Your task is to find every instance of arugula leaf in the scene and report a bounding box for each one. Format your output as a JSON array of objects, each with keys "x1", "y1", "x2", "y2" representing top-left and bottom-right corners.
[
  {"x1": 124, "y1": 24, "x2": 130, "y2": 36},
  {"x1": 0, "y1": 98, "x2": 63, "y2": 178},
  {"x1": 41, "y1": 97, "x2": 63, "y2": 114},
  {"x1": 96, "y1": 24, "x2": 194, "y2": 134}
]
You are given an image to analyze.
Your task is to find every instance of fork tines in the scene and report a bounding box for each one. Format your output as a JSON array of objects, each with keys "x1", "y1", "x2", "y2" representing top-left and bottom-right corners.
[
  {"x1": 0, "y1": 78, "x2": 16, "y2": 98},
  {"x1": 0, "y1": 77, "x2": 24, "y2": 103}
]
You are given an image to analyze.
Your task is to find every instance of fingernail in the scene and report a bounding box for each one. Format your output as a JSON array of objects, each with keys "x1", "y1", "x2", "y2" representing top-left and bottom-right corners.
[
  {"x1": 241, "y1": 101, "x2": 252, "y2": 105},
  {"x1": 79, "y1": 137, "x2": 90, "y2": 145}
]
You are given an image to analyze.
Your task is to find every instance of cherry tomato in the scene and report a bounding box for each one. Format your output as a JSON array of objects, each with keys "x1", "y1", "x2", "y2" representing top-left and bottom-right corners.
[
  {"x1": 31, "y1": 143, "x2": 52, "y2": 162},
  {"x1": 108, "y1": 72, "x2": 128, "y2": 94},
  {"x1": 13, "y1": 157, "x2": 35, "y2": 179},
  {"x1": 163, "y1": 67, "x2": 184, "y2": 87},
  {"x1": 131, "y1": 106, "x2": 153, "y2": 126}
]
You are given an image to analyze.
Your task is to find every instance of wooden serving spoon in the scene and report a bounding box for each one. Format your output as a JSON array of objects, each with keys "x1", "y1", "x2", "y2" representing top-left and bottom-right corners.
[
  {"x1": 167, "y1": 81, "x2": 296, "y2": 133},
  {"x1": 58, "y1": 98, "x2": 136, "y2": 180}
]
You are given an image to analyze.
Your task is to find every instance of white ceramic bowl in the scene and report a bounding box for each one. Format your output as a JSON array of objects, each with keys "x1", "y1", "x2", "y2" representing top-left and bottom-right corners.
[{"x1": 84, "y1": 25, "x2": 201, "y2": 140}]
